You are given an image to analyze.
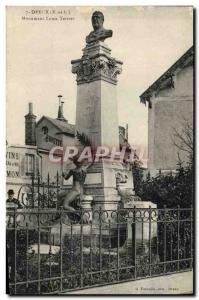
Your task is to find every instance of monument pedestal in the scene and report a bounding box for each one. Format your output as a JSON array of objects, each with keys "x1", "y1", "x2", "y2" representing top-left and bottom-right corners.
[
  {"x1": 83, "y1": 158, "x2": 135, "y2": 210},
  {"x1": 71, "y1": 41, "x2": 135, "y2": 210},
  {"x1": 72, "y1": 41, "x2": 122, "y2": 150},
  {"x1": 124, "y1": 201, "x2": 157, "y2": 255},
  {"x1": 71, "y1": 16, "x2": 155, "y2": 221}
]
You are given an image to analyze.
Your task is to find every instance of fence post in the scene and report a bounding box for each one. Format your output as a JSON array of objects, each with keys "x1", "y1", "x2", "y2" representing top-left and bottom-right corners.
[
  {"x1": 80, "y1": 209, "x2": 84, "y2": 288},
  {"x1": 163, "y1": 205, "x2": 167, "y2": 273},
  {"x1": 99, "y1": 207, "x2": 102, "y2": 282},
  {"x1": 14, "y1": 208, "x2": 17, "y2": 294},
  {"x1": 60, "y1": 208, "x2": 63, "y2": 292},
  {"x1": 177, "y1": 205, "x2": 180, "y2": 271},
  {"x1": 90, "y1": 219, "x2": 93, "y2": 282},
  {"x1": 37, "y1": 210, "x2": 41, "y2": 293},
  {"x1": 132, "y1": 205, "x2": 136, "y2": 279},
  {"x1": 108, "y1": 219, "x2": 111, "y2": 281},
  {"x1": 190, "y1": 204, "x2": 193, "y2": 269},
  {"x1": 48, "y1": 227, "x2": 52, "y2": 283},
  {"x1": 149, "y1": 206, "x2": 152, "y2": 277},
  {"x1": 117, "y1": 207, "x2": 120, "y2": 281},
  {"x1": 26, "y1": 222, "x2": 29, "y2": 290}
]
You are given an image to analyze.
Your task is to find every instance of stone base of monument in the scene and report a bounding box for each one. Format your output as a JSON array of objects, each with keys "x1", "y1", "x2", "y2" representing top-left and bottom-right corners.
[
  {"x1": 84, "y1": 159, "x2": 134, "y2": 211},
  {"x1": 50, "y1": 223, "x2": 92, "y2": 246},
  {"x1": 124, "y1": 200, "x2": 157, "y2": 256},
  {"x1": 49, "y1": 222, "x2": 126, "y2": 248},
  {"x1": 43, "y1": 199, "x2": 157, "y2": 255}
]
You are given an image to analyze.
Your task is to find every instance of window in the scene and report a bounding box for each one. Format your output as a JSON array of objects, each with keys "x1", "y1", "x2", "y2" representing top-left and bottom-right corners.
[
  {"x1": 42, "y1": 126, "x2": 48, "y2": 135},
  {"x1": 25, "y1": 154, "x2": 35, "y2": 176}
]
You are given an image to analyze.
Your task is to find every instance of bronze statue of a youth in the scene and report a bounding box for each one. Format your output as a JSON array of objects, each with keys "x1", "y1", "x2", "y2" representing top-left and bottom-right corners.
[
  {"x1": 57, "y1": 160, "x2": 91, "y2": 212},
  {"x1": 86, "y1": 11, "x2": 113, "y2": 44}
]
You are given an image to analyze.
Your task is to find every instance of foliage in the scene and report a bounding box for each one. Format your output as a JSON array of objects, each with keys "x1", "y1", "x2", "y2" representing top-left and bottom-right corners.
[
  {"x1": 132, "y1": 118, "x2": 194, "y2": 208},
  {"x1": 172, "y1": 119, "x2": 193, "y2": 164},
  {"x1": 134, "y1": 161, "x2": 193, "y2": 208},
  {"x1": 131, "y1": 159, "x2": 144, "y2": 195}
]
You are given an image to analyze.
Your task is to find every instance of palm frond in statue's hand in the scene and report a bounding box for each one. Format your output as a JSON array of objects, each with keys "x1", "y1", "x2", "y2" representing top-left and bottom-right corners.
[
  {"x1": 76, "y1": 131, "x2": 95, "y2": 166},
  {"x1": 76, "y1": 131, "x2": 91, "y2": 146}
]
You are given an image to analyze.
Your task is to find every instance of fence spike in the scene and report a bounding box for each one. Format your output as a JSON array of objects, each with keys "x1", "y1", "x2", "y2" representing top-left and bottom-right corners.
[{"x1": 56, "y1": 171, "x2": 59, "y2": 185}]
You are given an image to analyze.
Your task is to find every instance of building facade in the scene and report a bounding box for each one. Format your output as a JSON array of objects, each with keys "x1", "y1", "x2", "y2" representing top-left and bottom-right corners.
[{"x1": 140, "y1": 46, "x2": 193, "y2": 176}]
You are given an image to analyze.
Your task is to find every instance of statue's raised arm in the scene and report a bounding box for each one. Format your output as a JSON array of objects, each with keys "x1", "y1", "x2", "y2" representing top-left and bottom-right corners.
[
  {"x1": 62, "y1": 159, "x2": 76, "y2": 180},
  {"x1": 86, "y1": 11, "x2": 113, "y2": 44}
]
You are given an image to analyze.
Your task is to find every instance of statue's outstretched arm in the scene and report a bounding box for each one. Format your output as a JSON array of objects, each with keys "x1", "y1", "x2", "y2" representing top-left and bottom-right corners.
[
  {"x1": 82, "y1": 161, "x2": 93, "y2": 172},
  {"x1": 62, "y1": 169, "x2": 72, "y2": 180},
  {"x1": 85, "y1": 162, "x2": 93, "y2": 169}
]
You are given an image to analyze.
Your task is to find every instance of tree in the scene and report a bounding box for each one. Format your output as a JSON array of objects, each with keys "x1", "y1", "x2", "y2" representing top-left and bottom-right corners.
[
  {"x1": 132, "y1": 159, "x2": 144, "y2": 195},
  {"x1": 136, "y1": 163, "x2": 193, "y2": 208},
  {"x1": 134, "y1": 118, "x2": 194, "y2": 208},
  {"x1": 172, "y1": 119, "x2": 193, "y2": 165}
]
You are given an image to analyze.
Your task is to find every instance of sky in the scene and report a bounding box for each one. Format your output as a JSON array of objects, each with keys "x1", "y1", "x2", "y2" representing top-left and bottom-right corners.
[{"x1": 6, "y1": 6, "x2": 193, "y2": 149}]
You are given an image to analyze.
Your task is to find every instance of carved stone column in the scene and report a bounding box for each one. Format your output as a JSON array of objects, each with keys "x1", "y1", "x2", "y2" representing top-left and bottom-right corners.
[
  {"x1": 71, "y1": 13, "x2": 133, "y2": 210},
  {"x1": 72, "y1": 41, "x2": 122, "y2": 150}
]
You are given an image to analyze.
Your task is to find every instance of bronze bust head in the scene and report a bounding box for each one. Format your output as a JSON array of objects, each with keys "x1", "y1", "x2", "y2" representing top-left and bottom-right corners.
[
  {"x1": 92, "y1": 11, "x2": 104, "y2": 31},
  {"x1": 86, "y1": 11, "x2": 113, "y2": 44}
]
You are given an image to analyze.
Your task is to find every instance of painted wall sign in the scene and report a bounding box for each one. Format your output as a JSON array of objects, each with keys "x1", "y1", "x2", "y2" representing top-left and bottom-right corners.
[{"x1": 6, "y1": 151, "x2": 20, "y2": 177}]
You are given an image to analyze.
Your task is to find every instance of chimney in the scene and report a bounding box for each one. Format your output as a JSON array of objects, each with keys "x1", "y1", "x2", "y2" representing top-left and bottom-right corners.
[
  {"x1": 60, "y1": 101, "x2": 64, "y2": 118},
  {"x1": 25, "y1": 102, "x2": 37, "y2": 146},
  {"x1": 126, "y1": 123, "x2": 128, "y2": 141},
  {"x1": 29, "y1": 102, "x2": 33, "y2": 114},
  {"x1": 57, "y1": 95, "x2": 67, "y2": 122}
]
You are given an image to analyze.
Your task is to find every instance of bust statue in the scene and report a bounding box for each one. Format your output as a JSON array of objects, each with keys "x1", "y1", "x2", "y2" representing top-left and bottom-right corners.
[{"x1": 86, "y1": 11, "x2": 113, "y2": 44}]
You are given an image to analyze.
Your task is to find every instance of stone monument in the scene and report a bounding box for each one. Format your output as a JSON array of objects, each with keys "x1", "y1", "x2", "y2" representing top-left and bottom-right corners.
[{"x1": 71, "y1": 11, "x2": 135, "y2": 210}]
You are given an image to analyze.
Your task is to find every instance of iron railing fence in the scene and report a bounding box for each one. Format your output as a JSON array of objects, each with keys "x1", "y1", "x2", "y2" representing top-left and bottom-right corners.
[
  {"x1": 17, "y1": 172, "x2": 60, "y2": 209},
  {"x1": 6, "y1": 206, "x2": 193, "y2": 295}
]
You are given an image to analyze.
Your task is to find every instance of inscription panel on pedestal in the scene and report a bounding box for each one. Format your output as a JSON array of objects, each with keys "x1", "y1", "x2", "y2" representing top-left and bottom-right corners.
[{"x1": 85, "y1": 172, "x2": 102, "y2": 184}]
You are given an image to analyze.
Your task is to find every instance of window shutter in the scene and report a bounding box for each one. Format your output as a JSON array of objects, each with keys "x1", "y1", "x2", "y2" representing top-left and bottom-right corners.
[{"x1": 20, "y1": 154, "x2": 26, "y2": 177}]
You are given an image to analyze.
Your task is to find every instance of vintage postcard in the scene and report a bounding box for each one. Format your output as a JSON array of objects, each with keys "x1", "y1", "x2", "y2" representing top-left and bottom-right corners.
[{"x1": 6, "y1": 6, "x2": 194, "y2": 295}]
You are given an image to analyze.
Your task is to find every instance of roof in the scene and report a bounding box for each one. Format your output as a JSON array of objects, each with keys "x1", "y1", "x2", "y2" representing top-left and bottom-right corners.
[
  {"x1": 140, "y1": 46, "x2": 194, "y2": 104},
  {"x1": 36, "y1": 116, "x2": 75, "y2": 136},
  {"x1": 7, "y1": 144, "x2": 37, "y2": 150}
]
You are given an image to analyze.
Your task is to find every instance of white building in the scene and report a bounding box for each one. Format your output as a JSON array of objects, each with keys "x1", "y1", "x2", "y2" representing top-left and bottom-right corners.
[{"x1": 140, "y1": 46, "x2": 193, "y2": 176}]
